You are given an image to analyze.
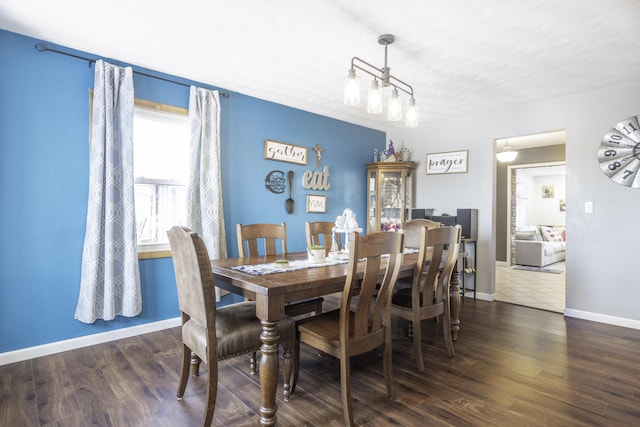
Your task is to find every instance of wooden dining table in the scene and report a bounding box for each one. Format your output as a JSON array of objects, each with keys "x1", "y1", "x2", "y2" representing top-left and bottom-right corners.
[{"x1": 210, "y1": 250, "x2": 463, "y2": 426}]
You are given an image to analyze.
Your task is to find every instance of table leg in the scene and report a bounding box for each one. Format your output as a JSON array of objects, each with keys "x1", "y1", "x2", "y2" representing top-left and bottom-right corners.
[
  {"x1": 450, "y1": 264, "x2": 461, "y2": 341},
  {"x1": 259, "y1": 319, "x2": 280, "y2": 427}
]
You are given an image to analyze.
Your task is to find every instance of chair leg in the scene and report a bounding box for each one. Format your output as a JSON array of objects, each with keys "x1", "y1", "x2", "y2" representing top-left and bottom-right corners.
[
  {"x1": 291, "y1": 334, "x2": 301, "y2": 394},
  {"x1": 177, "y1": 344, "x2": 191, "y2": 399},
  {"x1": 250, "y1": 352, "x2": 257, "y2": 375},
  {"x1": 190, "y1": 351, "x2": 202, "y2": 376},
  {"x1": 340, "y1": 356, "x2": 355, "y2": 427},
  {"x1": 384, "y1": 328, "x2": 396, "y2": 399},
  {"x1": 282, "y1": 343, "x2": 293, "y2": 401},
  {"x1": 203, "y1": 358, "x2": 218, "y2": 427},
  {"x1": 442, "y1": 309, "x2": 456, "y2": 357},
  {"x1": 413, "y1": 317, "x2": 425, "y2": 372}
]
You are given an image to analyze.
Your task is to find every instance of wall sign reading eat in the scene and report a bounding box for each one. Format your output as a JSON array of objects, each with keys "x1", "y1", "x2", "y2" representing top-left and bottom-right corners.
[{"x1": 264, "y1": 139, "x2": 308, "y2": 165}]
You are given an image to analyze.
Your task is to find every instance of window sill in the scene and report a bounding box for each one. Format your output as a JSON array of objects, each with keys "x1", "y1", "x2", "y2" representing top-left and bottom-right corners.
[{"x1": 138, "y1": 244, "x2": 171, "y2": 259}]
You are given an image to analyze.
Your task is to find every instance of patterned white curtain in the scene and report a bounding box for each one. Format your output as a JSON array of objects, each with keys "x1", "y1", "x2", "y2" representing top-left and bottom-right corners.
[
  {"x1": 186, "y1": 86, "x2": 227, "y2": 301},
  {"x1": 75, "y1": 60, "x2": 141, "y2": 323}
]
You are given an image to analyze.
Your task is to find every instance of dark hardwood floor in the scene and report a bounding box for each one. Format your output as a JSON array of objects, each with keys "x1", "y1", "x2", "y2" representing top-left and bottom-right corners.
[{"x1": 2, "y1": 297, "x2": 640, "y2": 426}]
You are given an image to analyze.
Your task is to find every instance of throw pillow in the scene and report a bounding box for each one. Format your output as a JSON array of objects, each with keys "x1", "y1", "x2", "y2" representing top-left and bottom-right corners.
[
  {"x1": 553, "y1": 226, "x2": 566, "y2": 241},
  {"x1": 515, "y1": 230, "x2": 541, "y2": 241},
  {"x1": 540, "y1": 225, "x2": 563, "y2": 242}
]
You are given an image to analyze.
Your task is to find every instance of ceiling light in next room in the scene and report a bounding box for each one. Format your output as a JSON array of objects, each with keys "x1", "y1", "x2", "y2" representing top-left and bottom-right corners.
[{"x1": 496, "y1": 139, "x2": 518, "y2": 163}]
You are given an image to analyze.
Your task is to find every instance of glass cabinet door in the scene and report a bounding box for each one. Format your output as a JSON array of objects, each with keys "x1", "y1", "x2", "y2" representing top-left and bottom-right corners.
[
  {"x1": 366, "y1": 162, "x2": 415, "y2": 233},
  {"x1": 380, "y1": 170, "x2": 403, "y2": 231}
]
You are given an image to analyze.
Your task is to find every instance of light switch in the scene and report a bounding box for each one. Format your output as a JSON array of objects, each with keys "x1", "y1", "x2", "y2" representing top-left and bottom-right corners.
[{"x1": 584, "y1": 201, "x2": 593, "y2": 213}]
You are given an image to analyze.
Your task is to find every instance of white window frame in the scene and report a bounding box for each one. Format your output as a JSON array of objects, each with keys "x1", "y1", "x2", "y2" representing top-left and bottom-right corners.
[{"x1": 133, "y1": 99, "x2": 189, "y2": 257}]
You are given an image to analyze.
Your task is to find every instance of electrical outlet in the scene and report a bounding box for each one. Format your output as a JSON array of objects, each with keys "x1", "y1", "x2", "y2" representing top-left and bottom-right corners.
[{"x1": 584, "y1": 201, "x2": 593, "y2": 213}]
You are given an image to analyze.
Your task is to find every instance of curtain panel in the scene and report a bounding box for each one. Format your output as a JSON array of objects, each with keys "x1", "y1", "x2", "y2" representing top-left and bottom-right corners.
[
  {"x1": 186, "y1": 86, "x2": 227, "y2": 301},
  {"x1": 75, "y1": 60, "x2": 141, "y2": 323}
]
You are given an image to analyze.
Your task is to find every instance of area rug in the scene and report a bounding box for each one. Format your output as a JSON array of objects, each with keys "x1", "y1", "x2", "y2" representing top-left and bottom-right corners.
[{"x1": 512, "y1": 265, "x2": 562, "y2": 274}]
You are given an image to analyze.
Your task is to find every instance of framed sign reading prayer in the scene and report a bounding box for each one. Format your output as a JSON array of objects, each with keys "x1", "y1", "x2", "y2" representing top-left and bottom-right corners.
[
  {"x1": 264, "y1": 139, "x2": 308, "y2": 165},
  {"x1": 426, "y1": 150, "x2": 469, "y2": 174}
]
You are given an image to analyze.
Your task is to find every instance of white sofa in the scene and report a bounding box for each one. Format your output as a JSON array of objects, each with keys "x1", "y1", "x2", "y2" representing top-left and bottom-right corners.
[{"x1": 514, "y1": 225, "x2": 566, "y2": 267}]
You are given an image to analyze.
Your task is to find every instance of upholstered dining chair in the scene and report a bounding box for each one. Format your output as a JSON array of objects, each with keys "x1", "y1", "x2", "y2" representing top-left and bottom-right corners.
[
  {"x1": 391, "y1": 225, "x2": 461, "y2": 372},
  {"x1": 292, "y1": 231, "x2": 405, "y2": 427},
  {"x1": 167, "y1": 226, "x2": 296, "y2": 426},
  {"x1": 236, "y1": 222, "x2": 324, "y2": 317},
  {"x1": 305, "y1": 221, "x2": 342, "y2": 255}
]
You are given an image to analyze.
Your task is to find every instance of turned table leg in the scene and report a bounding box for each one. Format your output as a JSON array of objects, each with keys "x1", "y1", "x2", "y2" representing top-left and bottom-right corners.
[
  {"x1": 259, "y1": 319, "x2": 280, "y2": 427},
  {"x1": 450, "y1": 263, "x2": 461, "y2": 341}
]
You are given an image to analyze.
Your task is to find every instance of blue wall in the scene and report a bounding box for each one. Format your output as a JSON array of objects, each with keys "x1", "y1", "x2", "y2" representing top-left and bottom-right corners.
[{"x1": 0, "y1": 30, "x2": 385, "y2": 353}]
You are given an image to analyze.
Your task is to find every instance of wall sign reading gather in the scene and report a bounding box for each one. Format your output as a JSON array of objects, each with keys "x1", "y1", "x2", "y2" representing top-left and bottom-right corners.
[{"x1": 264, "y1": 139, "x2": 308, "y2": 165}]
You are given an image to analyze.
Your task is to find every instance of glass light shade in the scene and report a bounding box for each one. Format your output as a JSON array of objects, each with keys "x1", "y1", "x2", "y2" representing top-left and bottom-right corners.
[
  {"x1": 405, "y1": 98, "x2": 419, "y2": 127},
  {"x1": 343, "y1": 68, "x2": 360, "y2": 106},
  {"x1": 367, "y1": 79, "x2": 382, "y2": 114},
  {"x1": 387, "y1": 88, "x2": 402, "y2": 121},
  {"x1": 496, "y1": 145, "x2": 518, "y2": 163}
]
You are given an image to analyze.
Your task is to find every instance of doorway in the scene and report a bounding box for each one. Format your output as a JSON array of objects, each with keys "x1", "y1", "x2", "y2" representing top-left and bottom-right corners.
[{"x1": 494, "y1": 131, "x2": 566, "y2": 312}]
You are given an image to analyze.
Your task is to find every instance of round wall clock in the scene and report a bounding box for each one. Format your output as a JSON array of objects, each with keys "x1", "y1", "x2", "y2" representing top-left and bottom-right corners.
[{"x1": 598, "y1": 115, "x2": 640, "y2": 188}]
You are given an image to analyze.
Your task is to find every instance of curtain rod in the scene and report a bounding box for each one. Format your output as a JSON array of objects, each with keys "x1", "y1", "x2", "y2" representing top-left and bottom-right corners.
[{"x1": 35, "y1": 43, "x2": 230, "y2": 98}]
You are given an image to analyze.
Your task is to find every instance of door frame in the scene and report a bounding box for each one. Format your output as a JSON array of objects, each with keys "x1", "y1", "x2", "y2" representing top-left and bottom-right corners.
[{"x1": 505, "y1": 161, "x2": 566, "y2": 265}]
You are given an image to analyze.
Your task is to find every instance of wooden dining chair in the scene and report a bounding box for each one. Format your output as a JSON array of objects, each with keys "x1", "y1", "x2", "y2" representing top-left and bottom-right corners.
[
  {"x1": 391, "y1": 225, "x2": 461, "y2": 372},
  {"x1": 292, "y1": 231, "x2": 405, "y2": 426},
  {"x1": 394, "y1": 218, "x2": 442, "y2": 296},
  {"x1": 236, "y1": 222, "x2": 288, "y2": 258},
  {"x1": 305, "y1": 221, "x2": 342, "y2": 254},
  {"x1": 402, "y1": 218, "x2": 441, "y2": 249},
  {"x1": 236, "y1": 222, "x2": 324, "y2": 317},
  {"x1": 167, "y1": 226, "x2": 296, "y2": 426}
]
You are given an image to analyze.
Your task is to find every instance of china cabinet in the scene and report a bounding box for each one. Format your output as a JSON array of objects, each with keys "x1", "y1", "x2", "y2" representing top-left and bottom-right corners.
[{"x1": 366, "y1": 161, "x2": 416, "y2": 233}]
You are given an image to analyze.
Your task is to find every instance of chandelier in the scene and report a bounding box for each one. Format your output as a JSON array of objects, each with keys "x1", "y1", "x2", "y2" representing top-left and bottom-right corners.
[
  {"x1": 344, "y1": 34, "x2": 418, "y2": 127},
  {"x1": 496, "y1": 139, "x2": 518, "y2": 163}
]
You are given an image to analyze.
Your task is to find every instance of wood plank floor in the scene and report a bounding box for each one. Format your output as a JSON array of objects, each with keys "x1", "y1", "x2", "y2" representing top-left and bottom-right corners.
[{"x1": 2, "y1": 297, "x2": 640, "y2": 426}]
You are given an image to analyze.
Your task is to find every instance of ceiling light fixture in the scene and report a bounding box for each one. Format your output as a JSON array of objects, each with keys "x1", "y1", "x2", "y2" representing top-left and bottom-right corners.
[
  {"x1": 496, "y1": 139, "x2": 518, "y2": 163},
  {"x1": 344, "y1": 34, "x2": 418, "y2": 127}
]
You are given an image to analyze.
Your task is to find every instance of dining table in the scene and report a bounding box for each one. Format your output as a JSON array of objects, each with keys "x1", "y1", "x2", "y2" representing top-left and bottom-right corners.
[{"x1": 210, "y1": 250, "x2": 463, "y2": 427}]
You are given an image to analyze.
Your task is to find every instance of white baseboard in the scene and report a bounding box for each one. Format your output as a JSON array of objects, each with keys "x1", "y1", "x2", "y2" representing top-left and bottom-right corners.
[
  {"x1": 564, "y1": 308, "x2": 640, "y2": 330},
  {"x1": 0, "y1": 317, "x2": 181, "y2": 366},
  {"x1": 473, "y1": 291, "x2": 494, "y2": 301},
  {"x1": 466, "y1": 294, "x2": 639, "y2": 331}
]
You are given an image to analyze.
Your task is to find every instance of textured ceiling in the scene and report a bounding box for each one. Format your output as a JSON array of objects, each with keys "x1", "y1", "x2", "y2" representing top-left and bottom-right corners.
[{"x1": 2, "y1": 0, "x2": 640, "y2": 134}]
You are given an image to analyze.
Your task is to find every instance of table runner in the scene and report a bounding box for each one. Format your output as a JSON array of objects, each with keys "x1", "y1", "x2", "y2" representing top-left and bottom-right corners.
[
  {"x1": 232, "y1": 248, "x2": 418, "y2": 275},
  {"x1": 232, "y1": 258, "x2": 348, "y2": 275}
]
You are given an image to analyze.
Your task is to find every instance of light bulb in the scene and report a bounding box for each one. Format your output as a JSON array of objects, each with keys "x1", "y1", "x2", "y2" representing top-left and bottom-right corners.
[
  {"x1": 343, "y1": 68, "x2": 360, "y2": 106},
  {"x1": 405, "y1": 98, "x2": 419, "y2": 127},
  {"x1": 387, "y1": 88, "x2": 402, "y2": 121},
  {"x1": 367, "y1": 79, "x2": 382, "y2": 114}
]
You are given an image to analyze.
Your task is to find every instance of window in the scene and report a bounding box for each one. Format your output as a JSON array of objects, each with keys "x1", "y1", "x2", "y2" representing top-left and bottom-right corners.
[{"x1": 133, "y1": 100, "x2": 189, "y2": 253}]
